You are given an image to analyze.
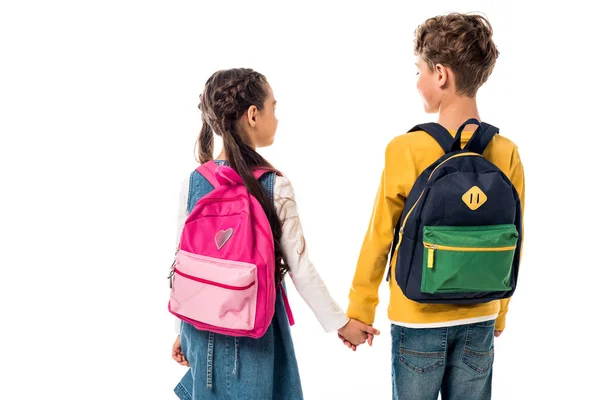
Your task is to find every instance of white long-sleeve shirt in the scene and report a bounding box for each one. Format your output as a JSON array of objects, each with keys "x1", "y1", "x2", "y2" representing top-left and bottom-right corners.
[{"x1": 173, "y1": 173, "x2": 349, "y2": 334}]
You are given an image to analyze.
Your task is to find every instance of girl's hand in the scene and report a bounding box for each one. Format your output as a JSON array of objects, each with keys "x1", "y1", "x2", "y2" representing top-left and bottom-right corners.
[
  {"x1": 172, "y1": 335, "x2": 190, "y2": 367},
  {"x1": 494, "y1": 330, "x2": 504, "y2": 338},
  {"x1": 338, "y1": 319, "x2": 380, "y2": 348}
]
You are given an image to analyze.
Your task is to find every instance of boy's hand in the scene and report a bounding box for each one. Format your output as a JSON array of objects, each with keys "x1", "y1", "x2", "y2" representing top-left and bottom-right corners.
[
  {"x1": 494, "y1": 330, "x2": 503, "y2": 338},
  {"x1": 172, "y1": 335, "x2": 189, "y2": 367},
  {"x1": 337, "y1": 319, "x2": 380, "y2": 349}
]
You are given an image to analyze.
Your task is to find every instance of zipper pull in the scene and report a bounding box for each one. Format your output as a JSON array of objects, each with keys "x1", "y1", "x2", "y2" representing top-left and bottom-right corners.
[
  {"x1": 168, "y1": 260, "x2": 176, "y2": 289},
  {"x1": 426, "y1": 244, "x2": 436, "y2": 269},
  {"x1": 395, "y1": 227, "x2": 405, "y2": 253}
]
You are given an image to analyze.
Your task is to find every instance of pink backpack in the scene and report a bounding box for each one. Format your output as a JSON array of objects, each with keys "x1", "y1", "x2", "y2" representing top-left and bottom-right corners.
[{"x1": 168, "y1": 161, "x2": 293, "y2": 338}]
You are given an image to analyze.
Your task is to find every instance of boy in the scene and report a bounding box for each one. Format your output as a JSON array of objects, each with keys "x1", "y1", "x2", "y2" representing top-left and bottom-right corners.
[{"x1": 345, "y1": 13, "x2": 525, "y2": 400}]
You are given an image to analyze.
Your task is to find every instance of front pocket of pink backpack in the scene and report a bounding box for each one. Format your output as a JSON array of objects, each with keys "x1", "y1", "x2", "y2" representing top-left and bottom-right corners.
[{"x1": 170, "y1": 250, "x2": 257, "y2": 330}]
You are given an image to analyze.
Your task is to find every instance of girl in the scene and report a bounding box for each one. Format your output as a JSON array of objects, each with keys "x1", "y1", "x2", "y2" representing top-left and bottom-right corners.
[{"x1": 170, "y1": 68, "x2": 379, "y2": 399}]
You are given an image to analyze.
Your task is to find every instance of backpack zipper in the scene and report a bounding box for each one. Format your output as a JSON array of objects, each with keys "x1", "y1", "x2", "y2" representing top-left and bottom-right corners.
[
  {"x1": 423, "y1": 242, "x2": 517, "y2": 269},
  {"x1": 174, "y1": 268, "x2": 256, "y2": 291},
  {"x1": 198, "y1": 195, "x2": 245, "y2": 205}
]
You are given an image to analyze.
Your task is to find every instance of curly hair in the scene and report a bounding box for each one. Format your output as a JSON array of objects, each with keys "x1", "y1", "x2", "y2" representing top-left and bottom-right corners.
[
  {"x1": 196, "y1": 68, "x2": 289, "y2": 284},
  {"x1": 414, "y1": 13, "x2": 499, "y2": 97}
]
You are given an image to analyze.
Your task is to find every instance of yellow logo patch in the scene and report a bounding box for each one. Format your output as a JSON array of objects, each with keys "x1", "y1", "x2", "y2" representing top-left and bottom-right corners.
[{"x1": 462, "y1": 186, "x2": 487, "y2": 210}]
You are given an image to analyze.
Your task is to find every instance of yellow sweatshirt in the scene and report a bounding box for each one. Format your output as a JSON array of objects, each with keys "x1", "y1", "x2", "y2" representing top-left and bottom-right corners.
[{"x1": 347, "y1": 129, "x2": 525, "y2": 331}]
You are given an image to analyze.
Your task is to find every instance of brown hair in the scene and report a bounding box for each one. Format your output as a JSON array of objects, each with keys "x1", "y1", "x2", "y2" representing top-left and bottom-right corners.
[
  {"x1": 196, "y1": 68, "x2": 288, "y2": 284},
  {"x1": 414, "y1": 13, "x2": 499, "y2": 97}
]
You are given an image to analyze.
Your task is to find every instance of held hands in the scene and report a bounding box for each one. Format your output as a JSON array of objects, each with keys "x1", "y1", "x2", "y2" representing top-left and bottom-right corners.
[
  {"x1": 337, "y1": 318, "x2": 380, "y2": 351},
  {"x1": 173, "y1": 327, "x2": 501, "y2": 360}
]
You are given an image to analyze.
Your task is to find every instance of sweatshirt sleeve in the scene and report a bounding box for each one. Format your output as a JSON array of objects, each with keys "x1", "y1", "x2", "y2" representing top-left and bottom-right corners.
[
  {"x1": 347, "y1": 137, "x2": 413, "y2": 325},
  {"x1": 495, "y1": 145, "x2": 526, "y2": 331}
]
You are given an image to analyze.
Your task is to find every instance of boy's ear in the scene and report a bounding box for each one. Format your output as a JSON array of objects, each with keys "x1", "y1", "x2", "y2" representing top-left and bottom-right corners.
[{"x1": 435, "y1": 63, "x2": 450, "y2": 89}]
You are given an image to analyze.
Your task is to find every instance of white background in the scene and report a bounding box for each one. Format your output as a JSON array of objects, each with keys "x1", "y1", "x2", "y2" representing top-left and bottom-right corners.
[{"x1": 1, "y1": 0, "x2": 598, "y2": 399}]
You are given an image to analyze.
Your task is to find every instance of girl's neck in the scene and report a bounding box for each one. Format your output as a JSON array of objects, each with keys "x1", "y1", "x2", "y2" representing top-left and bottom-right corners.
[{"x1": 216, "y1": 150, "x2": 227, "y2": 161}]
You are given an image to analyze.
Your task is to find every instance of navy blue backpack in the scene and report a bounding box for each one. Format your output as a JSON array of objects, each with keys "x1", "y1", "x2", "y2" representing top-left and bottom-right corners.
[{"x1": 388, "y1": 119, "x2": 522, "y2": 304}]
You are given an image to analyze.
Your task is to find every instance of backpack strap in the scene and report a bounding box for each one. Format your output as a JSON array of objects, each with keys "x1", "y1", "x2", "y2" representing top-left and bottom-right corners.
[
  {"x1": 196, "y1": 160, "x2": 220, "y2": 188},
  {"x1": 411, "y1": 119, "x2": 497, "y2": 154},
  {"x1": 409, "y1": 123, "x2": 455, "y2": 154},
  {"x1": 465, "y1": 122, "x2": 499, "y2": 154},
  {"x1": 253, "y1": 168, "x2": 280, "y2": 180},
  {"x1": 450, "y1": 118, "x2": 483, "y2": 152},
  {"x1": 197, "y1": 161, "x2": 280, "y2": 187}
]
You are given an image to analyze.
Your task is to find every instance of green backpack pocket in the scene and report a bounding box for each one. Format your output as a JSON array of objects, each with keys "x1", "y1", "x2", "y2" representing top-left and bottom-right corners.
[{"x1": 421, "y1": 224, "x2": 518, "y2": 294}]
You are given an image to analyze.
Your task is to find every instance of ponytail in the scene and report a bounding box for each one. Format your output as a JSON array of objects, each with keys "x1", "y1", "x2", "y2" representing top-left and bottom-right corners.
[{"x1": 196, "y1": 119, "x2": 214, "y2": 164}]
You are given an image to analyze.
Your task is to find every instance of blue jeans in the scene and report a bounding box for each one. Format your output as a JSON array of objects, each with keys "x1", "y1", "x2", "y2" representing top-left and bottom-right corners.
[{"x1": 391, "y1": 320, "x2": 495, "y2": 400}]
